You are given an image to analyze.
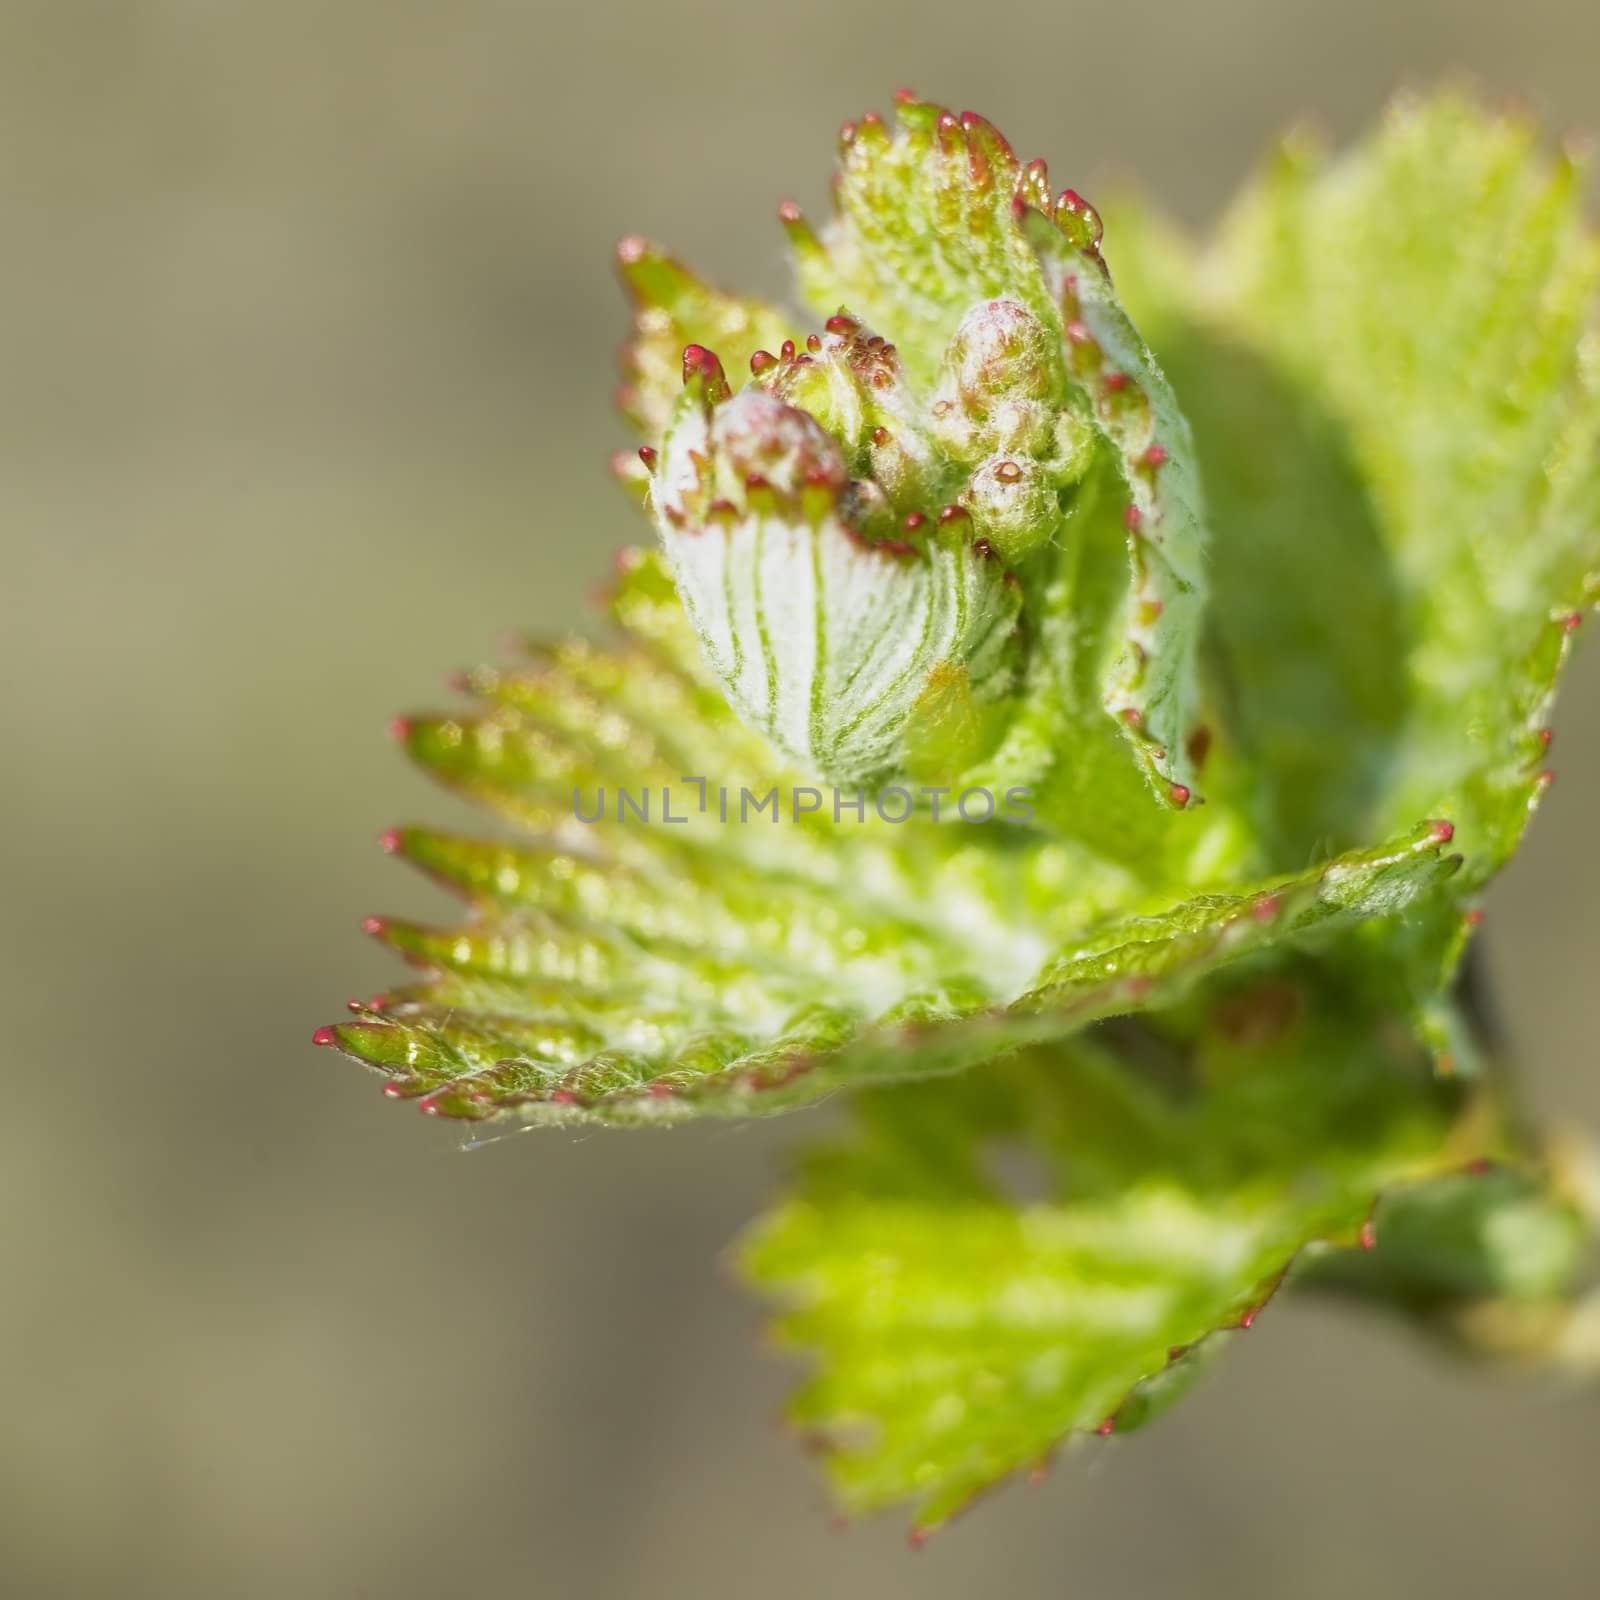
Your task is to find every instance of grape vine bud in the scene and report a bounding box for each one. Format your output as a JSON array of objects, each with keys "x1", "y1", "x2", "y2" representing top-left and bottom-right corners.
[{"x1": 619, "y1": 93, "x2": 1211, "y2": 807}]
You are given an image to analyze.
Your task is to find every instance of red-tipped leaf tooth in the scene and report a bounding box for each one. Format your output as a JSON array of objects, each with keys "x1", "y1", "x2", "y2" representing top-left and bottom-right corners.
[
  {"x1": 893, "y1": 86, "x2": 917, "y2": 103},
  {"x1": 749, "y1": 349, "x2": 778, "y2": 375},
  {"x1": 681, "y1": 343, "x2": 731, "y2": 405},
  {"x1": 779, "y1": 338, "x2": 797, "y2": 362},
  {"x1": 1562, "y1": 611, "x2": 1584, "y2": 632},
  {"x1": 1465, "y1": 908, "x2": 1485, "y2": 927},
  {"x1": 1124, "y1": 505, "x2": 1143, "y2": 532},
  {"x1": 1095, "y1": 1417, "x2": 1116, "y2": 1437},
  {"x1": 1167, "y1": 1345, "x2": 1190, "y2": 1363},
  {"x1": 1359, "y1": 1218, "x2": 1378, "y2": 1251},
  {"x1": 1427, "y1": 819, "x2": 1456, "y2": 844},
  {"x1": 1054, "y1": 187, "x2": 1104, "y2": 250},
  {"x1": 637, "y1": 444, "x2": 657, "y2": 468},
  {"x1": 870, "y1": 425, "x2": 890, "y2": 446},
  {"x1": 1538, "y1": 727, "x2": 1554, "y2": 749},
  {"x1": 805, "y1": 332, "x2": 821, "y2": 353},
  {"x1": 1143, "y1": 442, "x2": 1169, "y2": 467},
  {"x1": 378, "y1": 828, "x2": 402, "y2": 854},
  {"x1": 361, "y1": 916, "x2": 386, "y2": 937},
  {"x1": 1169, "y1": 783, "x2": 1191, "y2": 808},
  {"x1": 311, "y1": 1026, "x2": 336, "y2": 1047},
  {"x1": 1537, "y1": 769, "x2": 1556, "y2": 789},
  {"x1": 387, "y1": 715, "x2": 412, "y2": 743}
]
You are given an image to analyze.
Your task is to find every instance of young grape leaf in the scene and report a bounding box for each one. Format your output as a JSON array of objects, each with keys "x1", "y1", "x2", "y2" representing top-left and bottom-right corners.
[
  {"x1": 741, "y1": 985, "x2": 1587, "y2": 1533},
  {"x1": 314, "y1": 554, "x2": 1459, "y2": 1124}
]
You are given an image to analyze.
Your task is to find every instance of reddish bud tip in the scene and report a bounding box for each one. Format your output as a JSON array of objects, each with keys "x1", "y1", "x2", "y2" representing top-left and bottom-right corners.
[
  {"x1": 1358, "y1": 1219, "x2": 1378, "y2": 1251},
  {"x1": 871, "y1": 425, "x2": 890, "y2": 447},
  {"x1": 893, "y1": 86, "x2": 918, "y2": 104},
  {"x1": 903, "y1": 512, "x2": 927, "y2": 532},
  {"x1": 1537, "y1": 768, "x2": 1556, "y2": 788},
  {"x1": 1124, "y1": 504, "x2": 1143, "y2": 532},
  {"x1": 1143, "y1": 443, "x2": 1168, "y2": 467},
  {"x1": 1427, "y1": 819, "x2": 1455, "y2": 844},
  {"x1": 1238, "y1": 1308, "x2": 1258, "y2": 1330},
  {"x1": 777, "y1": 200, "x2": 803, "y2": 224},
  {"x1": 1538, "y1": 727, "x2": 1554, "y2": 749},
  {"x1": 1096, "y1": 1418, "x2": 1116, "y2": 1437},
  {"x1": 1562, "y1": 611, "x2": 1583, "y2": 633},
  {"x1": 780, "y1": 338, "x2": 796, "y2": 361},
  {"x1": 418, "y1": 1098, "x2": 441, "y2": 1117},
  {"x1": 805, "y1": 333, "x2": 821, "y2": 353},
  {"x1": 1120, "y1": 707, "x2": 1142, "y2": 728},
  {"x1": 1169, "y1": 783, "x2": 1191, "y2": 809},
  {"x1": 378, "y1": 829, "x2": 402, "y2": 854},
  {"x1": 907, "y1": 1527, "x2": 930, "y2": 1550},
  {"x1": 749, "y1": 349, "x2": 778, "y2": 375},
  {"x1": 1465, "y1": 909, "x2": 1484, "y2": 928},
  {"x1": 637, "y1": 444, "x2": 657, "y2": 467},
  {"x1": 361, "y1": 916, "x2": 386, "y2": 936},
  {"x1": 311, "y1": 1026, "x2": 336, "y2": 1047},
  {"x1": 381, "y1": 1080, "x2": 406, "y2": 1099},
  {"x1": 388, "y1": 716, "x2": 412, "y2": 743}
]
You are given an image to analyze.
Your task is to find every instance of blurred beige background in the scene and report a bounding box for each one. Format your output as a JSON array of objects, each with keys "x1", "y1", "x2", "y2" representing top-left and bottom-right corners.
[{"x1": 3, "y1": 2, "x2": 1598, "y2": 1595}]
